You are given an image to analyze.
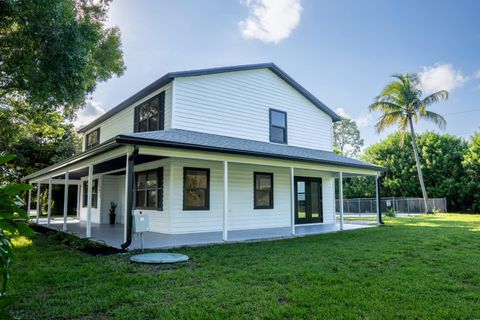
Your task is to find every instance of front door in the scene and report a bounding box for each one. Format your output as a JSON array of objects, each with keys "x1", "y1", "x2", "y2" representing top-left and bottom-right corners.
[{"x1": 295, "y1": 177, "x2": 323, "y2": 224}]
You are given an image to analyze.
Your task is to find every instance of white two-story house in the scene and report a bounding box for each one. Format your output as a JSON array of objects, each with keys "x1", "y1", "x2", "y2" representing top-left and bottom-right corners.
[{"x1": 24, "y1": 63, "x2": 383, "y2": 249}]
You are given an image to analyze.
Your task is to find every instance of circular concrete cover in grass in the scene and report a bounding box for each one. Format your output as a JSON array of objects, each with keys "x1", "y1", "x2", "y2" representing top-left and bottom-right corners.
[{"x1": 130, "y1": 253, "x2": 189, "y2": 264}]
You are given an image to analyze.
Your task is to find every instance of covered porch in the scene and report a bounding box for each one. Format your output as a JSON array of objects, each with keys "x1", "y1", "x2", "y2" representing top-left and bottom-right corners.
[{"x1": 23, "y1": 129, "x2": 384, "y2": 250}]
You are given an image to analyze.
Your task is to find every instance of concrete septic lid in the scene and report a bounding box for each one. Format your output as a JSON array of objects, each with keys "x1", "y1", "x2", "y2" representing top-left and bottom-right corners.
[{"x1": 130, "y1": 253, "x2": 189, "y2": 264}]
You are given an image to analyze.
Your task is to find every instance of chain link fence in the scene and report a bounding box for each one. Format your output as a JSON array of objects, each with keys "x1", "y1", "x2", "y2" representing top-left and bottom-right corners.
[{"x1": 336, "y1": 197, "x2": 447, "y2": 215}]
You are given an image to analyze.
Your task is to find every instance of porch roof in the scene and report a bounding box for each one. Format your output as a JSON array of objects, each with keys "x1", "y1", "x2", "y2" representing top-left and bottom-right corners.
[
  {"x1": 117, "y1": 129, "x2": 384, "y2": 171},
  {"x1": 22, "y1": 129, "x2": 383, "y2": 182}
]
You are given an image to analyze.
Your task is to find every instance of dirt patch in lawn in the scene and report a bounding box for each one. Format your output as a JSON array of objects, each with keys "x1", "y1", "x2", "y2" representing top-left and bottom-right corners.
[{"x1": 31, "y1": 224, "x2": 125, "y2": 256}]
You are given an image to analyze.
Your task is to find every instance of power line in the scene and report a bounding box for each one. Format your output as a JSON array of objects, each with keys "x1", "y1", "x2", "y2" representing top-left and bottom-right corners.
[
  {"x1": 360, "y1": 108, "x2": 480, "y2": 128},
  {"x1": 443, "y1": 108, "x2": 480, "y2": 116}
]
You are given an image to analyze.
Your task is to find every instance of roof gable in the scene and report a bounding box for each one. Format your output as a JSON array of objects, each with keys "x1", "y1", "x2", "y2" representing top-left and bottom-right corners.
[{"x1": 78, "y1": 63, "x2": 341, "y2": 133}]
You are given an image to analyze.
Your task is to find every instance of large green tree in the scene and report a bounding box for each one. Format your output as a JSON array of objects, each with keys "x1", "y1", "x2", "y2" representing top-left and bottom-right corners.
[
  {"x1": 462, "y1": 132, "x2": 480, "y2": 211},
  {"x1": 1, "y1": 0, "x2": 124, "y2": 182},
  {"x1": 333, "y1": 118, "x2": 364, "y2": 158},
  {"x1": 0, "y1": 0, "x2": 125, "y2": 118},
  {"x1": 0, "y1": 106, "x2": 81, "y2": 183},
  {"x1": 369, "y1": 73, "x2": 448, "y2": 211},
  {"x1": 360, "y1": 132, "x2": 469, "y2": 211}
]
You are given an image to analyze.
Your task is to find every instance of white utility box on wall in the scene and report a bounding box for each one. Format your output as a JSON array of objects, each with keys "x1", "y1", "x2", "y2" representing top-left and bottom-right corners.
[{"x1": 133, "y1": 211, "x2": 150, "y2": 233}]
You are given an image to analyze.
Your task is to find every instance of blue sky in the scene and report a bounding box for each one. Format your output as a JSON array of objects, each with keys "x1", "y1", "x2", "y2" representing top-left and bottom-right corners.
[{"x1": 79, "y1": 0, "x2": 480, "y2": 147}]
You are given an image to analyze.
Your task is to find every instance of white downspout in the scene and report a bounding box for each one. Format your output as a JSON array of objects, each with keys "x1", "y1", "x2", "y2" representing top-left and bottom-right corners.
[
  {"x1": 290, "y1": 167, "x2": 295, "y2": 235},
  {"x1": 36, "y1": 182, "x2": 41, "y2": 224},
  {"x1": 47, "y1": 177, "x2": 52, "y2": 227},
  {"x1": 86, "y1": 164, "x2": 93, "y2": 238},
  {"x1": 222, "y1": 161, "x2": 228, "y2": 241},
  {"x1": 339, "y1": 172, "x2": 344, "y2": 231}
]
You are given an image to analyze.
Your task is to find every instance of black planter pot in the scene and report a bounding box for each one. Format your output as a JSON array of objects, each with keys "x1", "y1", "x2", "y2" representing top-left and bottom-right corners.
[{"x1": 109, "y1": 213, "x2": 116, "y2": 225}]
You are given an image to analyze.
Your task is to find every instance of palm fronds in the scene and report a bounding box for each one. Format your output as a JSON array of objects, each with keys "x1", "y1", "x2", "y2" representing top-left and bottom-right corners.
[
  {"x1": 369, "y1": 73, "x2": 448, "y2": 134},
  {"x1": 421, "y1": 110, "x2": 447, "y2": 130}
]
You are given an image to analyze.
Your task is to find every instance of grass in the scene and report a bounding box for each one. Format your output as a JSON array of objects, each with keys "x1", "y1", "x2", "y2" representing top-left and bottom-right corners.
[{"x1": 10, "y1": 214, "x2": 480, "y2": 319}]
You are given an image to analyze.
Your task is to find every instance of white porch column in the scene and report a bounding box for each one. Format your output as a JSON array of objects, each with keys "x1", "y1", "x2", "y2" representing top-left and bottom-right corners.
[
  {"x1": 63, "y1": 172, "x2": 69, "y2": 232},
  {"x1": 76, "y1": 183, "x2": 81, "y2": 219},
  {"x1": 27, "y1": 188, "x2": 32, "y2": 218},
  {"x1": 290, "y1": 167, "x2": 295, "y2": 235},
  {"x1": 47, "y1": 177, "x2": 52, "y2": 226},
  {"x1": 36, "y1": 182, "x2": 41, "y2": 223},
  {"x1": 339, "y1": 172, "x2": 344, "y2": 231},
  {"x1": 123, "y1": 154, "x2": 129, "y2": 242},
  {"x1": 222, "y1": 161, "x2": 228, "y2": 241},
  {"x1": 375, "y1": 173, "x2": 381, "y2": 225},
  {"x1": 86, "y1": 164, "x2": 93, "y2": 238}
]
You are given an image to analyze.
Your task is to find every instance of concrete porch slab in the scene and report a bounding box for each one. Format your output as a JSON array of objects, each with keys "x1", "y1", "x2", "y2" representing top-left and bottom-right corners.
[{"x1": 37, "y1": 218, "x2": 375, "y2": 250}]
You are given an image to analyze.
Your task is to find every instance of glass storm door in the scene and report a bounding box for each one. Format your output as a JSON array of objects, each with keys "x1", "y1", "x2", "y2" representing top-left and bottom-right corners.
[{"x1": 295, "y1": 177, "x2": 323, "y2": 224}]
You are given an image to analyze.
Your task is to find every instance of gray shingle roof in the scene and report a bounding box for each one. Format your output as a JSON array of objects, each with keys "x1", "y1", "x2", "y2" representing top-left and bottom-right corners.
[
  {"x1": 117, "y1": 129, "x2": 383, "y2": 171},
  {"x1": 78, "y1": 63, "x2": 341, "y2": 133}
]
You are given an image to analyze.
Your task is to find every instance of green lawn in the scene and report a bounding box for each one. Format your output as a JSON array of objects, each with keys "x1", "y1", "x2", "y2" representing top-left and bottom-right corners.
[{"x1": 11, "y1": 214, "x2": 480, "y2": 319}]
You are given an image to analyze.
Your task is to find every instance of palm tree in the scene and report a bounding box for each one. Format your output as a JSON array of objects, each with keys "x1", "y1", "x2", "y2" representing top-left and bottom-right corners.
[{"x1": 369, "y1": 73, "x2": 448, "y2": 212}]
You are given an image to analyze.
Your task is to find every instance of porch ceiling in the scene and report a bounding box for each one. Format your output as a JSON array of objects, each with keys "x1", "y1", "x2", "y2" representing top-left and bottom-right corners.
[{"x1": 34, "y1": 154, "x2": 166, "y2": 182}]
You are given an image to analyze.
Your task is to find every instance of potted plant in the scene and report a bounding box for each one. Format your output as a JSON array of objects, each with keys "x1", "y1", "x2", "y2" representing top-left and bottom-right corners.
[{"x1": 109, "y1": 202, "x2": 117, "y2": 225}]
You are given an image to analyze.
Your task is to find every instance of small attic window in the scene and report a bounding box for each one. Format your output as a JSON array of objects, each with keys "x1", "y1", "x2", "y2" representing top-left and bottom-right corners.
[
  {"x1": 134, "y1": 91, "x2": 165, "y2": 133},
  {"x1": 85, "y1": 128, "x2": 100, "y2": 150}
]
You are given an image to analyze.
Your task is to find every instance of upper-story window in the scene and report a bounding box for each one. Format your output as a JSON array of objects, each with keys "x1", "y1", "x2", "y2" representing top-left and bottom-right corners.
[
  {"x1": 85, "y1": 128, "x2": 100, "y2": 150},
  {"x1": 269, "y1": 109, "x2": 287, "y2": 144},
  {"x1": 134, "y1": 91, "x2": 165, "y2": 133}
]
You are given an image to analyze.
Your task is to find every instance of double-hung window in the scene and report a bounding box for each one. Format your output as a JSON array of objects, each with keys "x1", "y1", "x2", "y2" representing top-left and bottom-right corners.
[
  {"x1": 269, "y1": 109, "x2": 287, "y2": 144},
  {"x1": 254, "y1": 172, "x2": 273, "y2": 209},
  {"x1": 134, "y1": 91, "x2": 165, "y2": 133},
  {"x1": 135, "y1": 169, "x2": 163, "y2": 210},
  {"x1": 82, "y1": 179, "x2": 98, "y2": 208},
  {"x1": 85, "y1": 128, "x2": 100, "y2": 150},
  {"x1": 183, "y1": 168, "x2": 210, "y2": 210}
]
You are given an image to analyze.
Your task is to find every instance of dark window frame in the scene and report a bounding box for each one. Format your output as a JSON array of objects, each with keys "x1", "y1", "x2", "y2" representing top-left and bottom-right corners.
[
  {"x1": 82, "y1": 179, "x2": 98, "y2": 208},
  {"x1": 85, "y1": 128, "x2": 100, "y2": 150},
  {"x1": 269, "y1": 108, "x2": 288, "y2": 144},
  {"x1": 134, "y1": 91, "x2": 165, "y2": 133},
  {"x1": 135, "y1": 168, "x2": 163, "y2": 210},
  {"x1": 183, "y1": 167, "x2": 210, "y2": 211},
  {"x1": 254, "y1": 172, "x2": 274, "y2": 209}
]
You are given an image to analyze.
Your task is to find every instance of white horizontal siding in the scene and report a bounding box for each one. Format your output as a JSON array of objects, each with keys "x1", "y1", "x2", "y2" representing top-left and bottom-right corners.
[
  {"x1": 168, "y1": 160, "x2": 335, "y2": 234},
  {"x1": 173, "y1": 69, "x2": 333, "y2": 151},
  {"x1": 116, "y1": 175, "x2": 125, "y2": 225},
  {"x1": 132, "y1": 159, "x2": 170, "y2": 233},
  {"x1": 228, "y1": 163, "x2": 291, "y2": 230},
  {"x1": 322, "y1": 177, "x2": 336, "y2": 224},
  {"x1": 169, "y1": 159, "x2": 223, "y2": 234},
  {"x1": 82, "y1": 83, "x2": 173, "y2": 150},
  {"x1": 77, "y1": 159, "x2": 337, "y2": 235},
  {"x1": 101, "y1": 175, "x2": 123, "y2": 224}
]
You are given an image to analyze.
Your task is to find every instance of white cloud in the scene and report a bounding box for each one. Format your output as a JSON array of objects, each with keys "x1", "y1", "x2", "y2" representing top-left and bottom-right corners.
[
  {"x1": 418, "y1": 64, "x2": 467, "y2": 94},
  {"x1": 356, "y1": 114, "x2": 372, "y2": 128},
  {"x1": 335, "y1": 107, "x2": 351, "y2": 119},
  {"x1": 239, "y1": 0, "x2": 302, "y2": 44},
  {"x1": 473, "y1": 70, "x2": 480, "y2": 79},
  {"x1": 335, "y1": 107, "x2": 371, "y2": 128},
  {"x1": 74, "y1": 100, "x2": 105, "y2": 128}
]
